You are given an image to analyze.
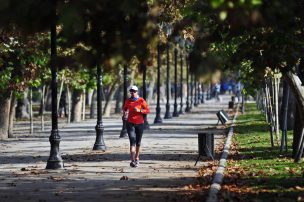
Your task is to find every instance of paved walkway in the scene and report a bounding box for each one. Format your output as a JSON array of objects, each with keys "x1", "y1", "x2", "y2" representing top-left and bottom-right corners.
[{"x1": 0, "y1": 95, "x2": 231, "y2": 202}]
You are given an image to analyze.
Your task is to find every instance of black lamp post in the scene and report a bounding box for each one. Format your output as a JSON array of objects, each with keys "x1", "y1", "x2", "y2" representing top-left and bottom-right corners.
[
  {"x1": 154, "y1": 43, "x2": 163, "y2": 124},
  {"x1": 179, "y1": 38, "x2": 185, "y2": 114},
  {"x1": 120, "y1": 64, "x2": 128, "y2": 138},
  {"x1": 172, "y1": 45, "x2": 179, "y2": 117},
  {"x1": 190, "y1": 73, "x2": 194, "y2": 109},
  {"x1": 164, "y1": 42, "x2": 172, "y2": 119},
  {"x1": 142, "y1": 62, "x2": 150, "y2": 129},
  {"x1": 93, "y1": 62, "x2": 106, "y2": 151},
  {"x1": 46, "y1": 5, "x2": 63, "y2": 169},
  {"x1": 201, "y1": 83, "x2": 205, "y2": 103},
  {"x1": 208, "y1": 82, "x2": 212, "y2": 100},
  {"x1": 184, "y1": 38, "x2": 194, "y2": 112},
  {"x1": 185, "y1": 52, "x2": 190, "y2": 112},
  {"x1": 194, "y1": 76, "x2": 198, "y2": 107}
]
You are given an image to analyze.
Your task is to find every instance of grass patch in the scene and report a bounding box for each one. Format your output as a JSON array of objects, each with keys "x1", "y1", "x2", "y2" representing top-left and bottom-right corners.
[{"x1": 220, "y1": 103, "x2": 304, "y2": 202}]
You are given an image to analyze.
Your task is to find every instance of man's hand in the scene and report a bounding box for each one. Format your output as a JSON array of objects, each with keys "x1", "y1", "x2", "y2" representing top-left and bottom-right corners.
[
  {"x1": 134, "y1": 107, "x2": 141, "y2": 113},
  {"x1": 122, "y1": 111, "x2": 128, "y2": 120}
]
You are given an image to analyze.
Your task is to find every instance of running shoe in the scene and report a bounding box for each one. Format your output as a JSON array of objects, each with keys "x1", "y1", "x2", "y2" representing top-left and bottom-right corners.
[
  {"x1": 130, "y1": 161, "x2": 136, "y2": 167},
  {"x1": 135, "y1": 160, "x2": 139, "y2": 167}
]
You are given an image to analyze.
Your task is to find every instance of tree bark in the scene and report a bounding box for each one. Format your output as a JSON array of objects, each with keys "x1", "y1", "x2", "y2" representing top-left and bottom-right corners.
[
  {"x1": 0, "y1": 92, "x2": 12, "y2": 140},
  {"x1": 82, "y1": 89, "x2": 86, "y2": 120},
  {"x1": 29, "y1": 87, "x2": 33, "y2": 135},
  {"x1": 15, "y1": 89, "x2": 30, "y2": 119},
  {"x1": 87, "y1": 89, "x2": 93, "y2": 106},
  {"x1": 66, "y1": 85, "x2": 71, "y2": 124},
  {"x1": 71, "y1": 89, "x2": 82, "y2": 122},
  {"x1": 292, "y1": 103, "x2": 303, "y2": 158},
  {"x1": 103, "y1": 83, "x2": 118, "y2": 117},
  {"x1": 285, "y1": 72, "x2": 304, "y2": 123},
  {"x1": 8, "y1": 92, "x2": 16, "y2": 138},
  {"x1": 285, "y1": 72, "x2": 304, "y2": 158},
  {"x1": 40, "y1": 84, "x2": 46, "y2": 131},
  {"x1": 115, "y1": 84, "x2": 123, "y2": 114},
  {"x1": 287, "y1": 90, "x2": 296, "y2": 130},
  {"x1": 147, "y1": 75, "x2": 156, "y2": 103},
  {"x1": 90, "y1": 89, "x2": 97, "y2": 119},
  {"x1": 57, "y1": 72, "x2": 65, "y2": 112}
]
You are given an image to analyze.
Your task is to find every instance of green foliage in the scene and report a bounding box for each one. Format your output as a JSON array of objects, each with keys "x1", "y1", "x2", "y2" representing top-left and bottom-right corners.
[
  {"x1": 228, "y1": 103, "x2": 304, "y2": 200},
  {"x1": 177, "y1": 0, "x2": 304, "y2": 97},
  {"x1": 0, "y1": 67, "x2": 13, "y2": 91}
]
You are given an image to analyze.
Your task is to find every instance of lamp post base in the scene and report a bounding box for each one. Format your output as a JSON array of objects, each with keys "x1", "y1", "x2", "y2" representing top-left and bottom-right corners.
[
  {"x1": 46, "y1": 130, "x2": 63, "y2": 169},
  {"x1": 154, "y1": 107, "x2": 163, "y2": 124},
  {"x1": 154, "y1": 116, "x2": 163, "y2": 124},
  {"x1": 179, "y1": 104, "x2": 184, "y2": 114},
  {"x1": 46, "y1": 160, "x2": 64, "y2": 169},
  {"x1": 164, "y1": 104, "x2": 172, "y2": 119},
  {"x1": 185, "y1": 101, "x2": 191, "y2": 112},
  {"x1": 120, "y1": 129, "x2": 128, "y2": 138},
  {"x1": 173, "y1": 103, "x2": 179, "y2": 117},
  {"x1": 93, "y1": 123, "x2": 106, "y2": 151},
  {"x1": 120, "y1": 119, "x2": 128, "y2": 138}
]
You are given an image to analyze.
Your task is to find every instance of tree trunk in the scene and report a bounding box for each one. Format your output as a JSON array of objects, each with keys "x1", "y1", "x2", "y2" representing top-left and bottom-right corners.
[
  {"x1": 280, "y1": 79, "x2": 290, "y2": 153},
  {"x1": 15, "y1": 88, "x2": 30, "y2": 119},
  {"x1": 67, "y1": 85, "x2": 71, "y2": 124},
  {"x1": 265, "y1": 79, "x2": 275, "y2": 147},
  {"x1": 103, "y1": 83, "x2": 119, "y2": 117},
  {"x1": 90, "y1": 89, "x2": 97, "y2": 119},
  {"x1": 292, "y1": 103, "x2": 303, "y2": 158},
  {"x1": 115, "y1": 84, "x2": 123, "y2": 114},
  {"x1": 82, "y1": 89, "x2": 86, "y2": 120},
  {"x1": 285, "y1": 72, "x2": 304, "y2": 120},
  {"x1": 148, "y1": 75, "x2": 156, "y2": 103},
  {"x1": 45, "y1": 85, "x2": 52, "y2": 111},
  {"x1": 287, "y1": 90, "x2": 296, "y2": 130},
  {"x1": 285, "y1": 72, "x2": 304, "y2": 158},
  {"x1": 71, "y1": 89, "x2": 82, "y2": 122},
  {"x1": 29, "y1": 87, "x2": 33, "y2": 135},
  {"x1": 40, "y1": 84, "x2": 46, "y2": 131},
  {"x1": 274, "y1": 75, "x2": 280, "y2": 144},
  {"x1": 0, "y1": 93, "x2": 12, "y2": 140},
  {"x1": 8, "y1": 92, "x2": 16, "y2": 138},
  {"x1": 57, "y1": 72, "x2": 65, "y2": 112},
  {"x1": 87, "y1": 89, "x2": 93, "y2": 106}
]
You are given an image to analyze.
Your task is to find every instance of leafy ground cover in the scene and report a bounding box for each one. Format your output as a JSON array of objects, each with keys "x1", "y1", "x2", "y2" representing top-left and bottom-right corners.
[{"x1": 219, "y1": 103, "x2": 304, "y2": 202}]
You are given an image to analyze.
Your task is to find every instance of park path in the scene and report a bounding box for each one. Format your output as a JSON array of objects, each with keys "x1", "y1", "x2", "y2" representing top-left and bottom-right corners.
[{"x1": 0, "y1": 95, "x2": 231, "y2": 202}]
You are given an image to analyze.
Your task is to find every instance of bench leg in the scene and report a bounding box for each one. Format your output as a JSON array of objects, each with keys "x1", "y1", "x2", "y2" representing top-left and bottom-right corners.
[
  {"x1": 194, "y1": 155, "x2": 201, "y2": 166},
  {"x1": 205, "y1": 145, "x2": 215, "y2": 161}
]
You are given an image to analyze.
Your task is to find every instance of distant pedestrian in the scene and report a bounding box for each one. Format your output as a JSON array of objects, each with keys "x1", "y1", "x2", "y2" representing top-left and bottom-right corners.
[
  {"x1": 215, "y1": 82, "x2": 221, "y2": 101},
  {"x1": 122, "y1": 85, "x2": 150, "y2": 167},
  {"x1": 236, "y1": 82, "x2": 241, "y2": 101}
]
